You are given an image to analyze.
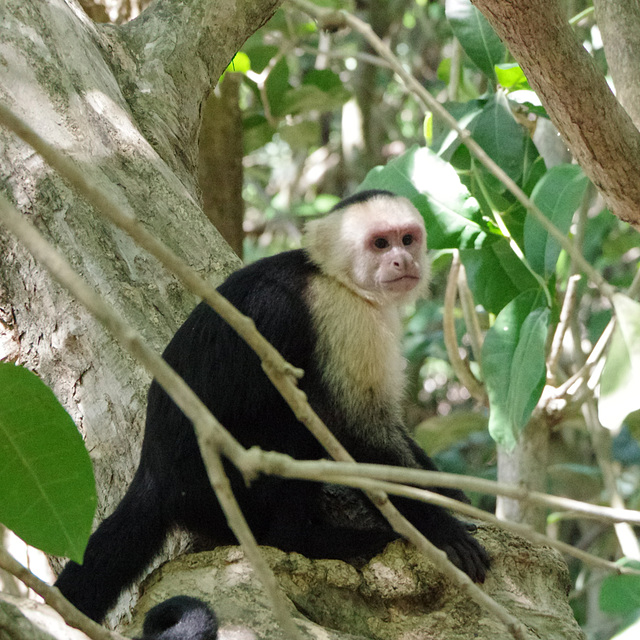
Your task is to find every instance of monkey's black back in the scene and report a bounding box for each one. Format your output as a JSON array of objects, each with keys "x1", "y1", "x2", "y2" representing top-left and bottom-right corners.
[{"x1": 141, "y1": 250, "x2": 332, "y2": 540}]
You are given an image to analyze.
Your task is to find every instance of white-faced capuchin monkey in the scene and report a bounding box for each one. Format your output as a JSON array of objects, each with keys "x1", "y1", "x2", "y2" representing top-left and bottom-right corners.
[{"x1": 56, "y1": 190, "x2": 490, "y2": 631}]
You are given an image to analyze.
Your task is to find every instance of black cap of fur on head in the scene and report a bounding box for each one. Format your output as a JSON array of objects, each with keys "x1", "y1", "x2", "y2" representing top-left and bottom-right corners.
[{"x1": 330, "y1": 189, "x2": 397, "y2": 212}]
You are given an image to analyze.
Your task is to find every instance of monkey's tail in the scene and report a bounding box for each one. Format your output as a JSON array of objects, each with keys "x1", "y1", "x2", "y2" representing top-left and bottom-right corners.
[
  {"x1": 55, "y1": 469, "x2": 170, "y2": 623},
  {"x1": 139, "y1": 596, "x2": 218, "y2": 640}
]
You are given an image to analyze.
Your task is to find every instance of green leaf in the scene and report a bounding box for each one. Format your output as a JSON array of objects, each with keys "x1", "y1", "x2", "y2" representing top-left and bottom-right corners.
[
  {"x1": 482, "y1": 290, "x2": 550, "y2": 449},
  {"x1": 495, "y1": 63, "x2": 529, "y2": 90},
  {"x1": 279, "y1": 120, "x2": 321, "y2": 150},
  {"x1": 415, "y1": 411, "x2": 488, "y2": 455},
  {"x1": 446, "y1": 0, "x2": 505, "y2": 79},
  {"x1": 0, "y1": 364, "x2": 96, "y2": 561},
  {"x1": 265, "y1": 57, "x2": 291, "y2": 118},
  {"x1": 225, "y1": 52, "x2": 251, "y2": 75},
  {"x1": 468, "y1": 93, "x2": 533, "y2": 187},
  {"x1": 598, "y1": 294, "x2": 640, "y2": 431},
  {"x1": 240, "y1": 44, "x2": 277, "y2": 74},
  {"x1": 281, "y1": 84, "x2": 349, "y2": 115},
  {"x1": 524, "y1": 164, "x2": 588, "y2": 278},
  {"x1": 243, "y1": 114, "x2": 276, "y2": 153},
  {"x1": 600, "y1": 561, "x2": 640, "y2": 615},
  {"x1": 302, "y1": 69, "x2": 343, "y2": 92},
  {"x1": 283, "y1": 69, "x2": 350, "y2": 114},
  {"x1": 460, "y1": 237, "x2": 540, "y2": 314},
  {"x1": 357, "y1": 145, "x2": 485, "y2": 250}
]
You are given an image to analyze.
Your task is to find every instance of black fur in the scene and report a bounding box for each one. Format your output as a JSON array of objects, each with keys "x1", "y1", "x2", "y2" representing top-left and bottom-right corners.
[
  {"x1": 329, "y1": 188, "x2": 395, "y2": 211},
  {"x1": 138, "y1": 597, "x2": 217, "y2": 640},
  {"x1": 56, "y1": 248, "x2": 489, "y2": 623}
]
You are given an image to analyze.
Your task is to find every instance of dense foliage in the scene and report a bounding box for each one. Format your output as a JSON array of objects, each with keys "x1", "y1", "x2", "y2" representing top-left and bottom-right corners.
[{"x1": 2, "y1": 2, "x2": 639, "y2": 639}]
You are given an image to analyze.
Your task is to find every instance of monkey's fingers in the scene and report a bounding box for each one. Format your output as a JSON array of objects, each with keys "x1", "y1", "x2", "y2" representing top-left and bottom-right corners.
[{"x1": 442, "y1": 533, "x2": 490, "y2": 583}]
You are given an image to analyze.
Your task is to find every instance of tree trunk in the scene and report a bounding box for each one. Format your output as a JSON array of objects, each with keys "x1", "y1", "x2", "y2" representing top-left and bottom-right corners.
[
  {"x1": 199, "y1": 73, "x2": 246, "y2": 258},
  {"x1": 495, "y1": 417, "x2": 549, "y2": 530},
  {"x1": 593, "y1": 0, "x2": 640, "y2": 131},
  {"x1": 0, "y1": 0, "x2": 280, "y2": 622}
]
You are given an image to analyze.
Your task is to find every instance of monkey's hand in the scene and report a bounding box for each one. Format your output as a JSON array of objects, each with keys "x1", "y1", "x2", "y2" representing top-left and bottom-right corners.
[
  {"x1": 439, "y1": 524, "x2": 490, "y2": 583},
  {"x1": 395, "y1": 495, "x2": 491, "y2": 583}
]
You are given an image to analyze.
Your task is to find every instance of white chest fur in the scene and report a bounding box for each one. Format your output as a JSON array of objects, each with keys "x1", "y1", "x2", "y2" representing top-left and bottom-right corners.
[{"x1": 306, "y1": 274, "x2": 406, "y2": 437}]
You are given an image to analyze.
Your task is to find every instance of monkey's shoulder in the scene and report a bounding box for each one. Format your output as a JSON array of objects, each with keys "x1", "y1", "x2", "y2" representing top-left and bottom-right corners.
[
  {"x1": 221, "y1": 249, "x2": 318, "y2": 304},
  {"x1": 174, "y1": 250, "x2": 318, "y2": 363}
]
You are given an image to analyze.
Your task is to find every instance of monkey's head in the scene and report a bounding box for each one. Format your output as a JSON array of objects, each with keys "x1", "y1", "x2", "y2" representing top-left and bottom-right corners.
[{"x1": 305, "y1": 191, "x2": 429, "y2": 307}]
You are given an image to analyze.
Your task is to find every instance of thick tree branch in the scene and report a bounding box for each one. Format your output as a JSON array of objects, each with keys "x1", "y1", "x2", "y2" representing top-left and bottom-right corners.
[
  {"x1": 105, "y1": 0, "x2": 282, "y2": 186},
  {"x1": 471, "y1": 0, "x2": 640, "y2": 230},
  {"x1": 594, "y1": 0, "x2": 640, "y2": 130}
]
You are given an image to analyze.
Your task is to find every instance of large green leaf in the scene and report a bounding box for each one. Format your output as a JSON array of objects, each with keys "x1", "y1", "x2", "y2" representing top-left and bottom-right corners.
[
  {"x1": 468, "y1": 92, "x2": 533, "y2": 187},
  {"x1": 598, "y1": 294, "x2": 640, "y2": 431},
  {"x1": 482, "y1": 290, "x2": 550, "y2": 449},
  {"x1": 357, "y1": 145, "x2": 486, "y2": 250},
  {"x1": 445, "y1": 0, "x2": 505, "y2": 79},
  {"x1": 600, "y1": 561, "x2": 640, "y2": 615},
  {"x1": 524, "y1": 164, "x2": 588, "y2": 278},
  {"x1": 0, "y1": 363, "x2": 96, "y2": 561},
  {"x1": 460, "y1": 237, "x2": 539, "y2": 314}
]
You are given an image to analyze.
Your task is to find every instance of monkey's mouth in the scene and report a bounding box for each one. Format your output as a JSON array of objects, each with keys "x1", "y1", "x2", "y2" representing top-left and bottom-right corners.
[{"x1": 385, "y1": 275, "x2": 420, "y2": 291}]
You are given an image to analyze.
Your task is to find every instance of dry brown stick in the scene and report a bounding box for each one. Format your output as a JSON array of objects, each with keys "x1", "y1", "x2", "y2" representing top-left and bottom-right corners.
[
  {"x1": 0, "y1": 547, "x2": 127, "y2": 640},
  {"x1": 443, "y1": 251, "x2": 487, "y2": 404}
]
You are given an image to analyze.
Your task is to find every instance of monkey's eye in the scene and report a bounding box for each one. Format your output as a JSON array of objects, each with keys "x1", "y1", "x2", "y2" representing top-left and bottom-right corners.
[
  {"x1": 402, "y1": 234, "x2": 414, "y2": 246},
  {"x1": 374, "y1": 237, "x2": 389, "y2": 249}
]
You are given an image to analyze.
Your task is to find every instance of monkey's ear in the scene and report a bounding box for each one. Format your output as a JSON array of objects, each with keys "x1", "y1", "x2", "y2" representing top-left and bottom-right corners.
[{"x1": 304, "y1": 214, "x2": 343, "y2": 268}]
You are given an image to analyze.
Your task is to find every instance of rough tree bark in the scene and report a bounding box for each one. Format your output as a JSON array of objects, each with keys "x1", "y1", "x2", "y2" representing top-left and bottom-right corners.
[
  {"x1": 593, "y1": 0, "x2": 640, "y2": 131},
  {"x1": 0, "y1": 0, "x2": 280, "y2": 622},
  {"x1": 471, "y1": 0, "x2": 640, "y2": 230}
]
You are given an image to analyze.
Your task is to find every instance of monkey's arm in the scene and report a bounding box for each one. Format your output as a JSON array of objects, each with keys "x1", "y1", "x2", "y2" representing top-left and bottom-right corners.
[{"x1": 342, "y1": 431, "x2": 490, "y2": 582}]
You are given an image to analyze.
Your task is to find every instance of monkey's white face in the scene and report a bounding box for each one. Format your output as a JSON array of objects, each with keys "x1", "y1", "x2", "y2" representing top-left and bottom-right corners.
[
  {"x1": 361, "y1": 221, "x2": 425, "y2": 297},
  {"x1": 348, "y1": 220, "x2": 425, "y2": 306},
  {"x1": 342, "y1": 197, "x2": 427, "y2": 306},
  {"x1": 305, "y1": 194, "x2": 428, "y2": 307}
]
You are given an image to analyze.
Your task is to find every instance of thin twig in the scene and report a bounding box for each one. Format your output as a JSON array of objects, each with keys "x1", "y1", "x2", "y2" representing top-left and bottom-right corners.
[
  {"x1": 443, "y1": 252, "x2": 487, "y2": 403},
  {"x1": 552, "y1": 320, "x2": 615, "y2": 403},
  {"x1": 292, "y1": 472, "x2": 632, "y2": 575},
  {"x1": 248, "y1": 449, "x2": 640, "y2": 573},
  {"x1": 457, "y1": 259, "x2": 485, "y2": 372},
  {"x1": 0, "y1": 547, "x2": 127, "y2": 640},
  {"x1": 297, "y1": 45, "x2": 394, "y2": 70},
  {"x1": 245, "y1": 451, "x2": 640, "y2": 525},
  {"x1": 547, "y1": 274, "x2": 581, "y2": 384}
]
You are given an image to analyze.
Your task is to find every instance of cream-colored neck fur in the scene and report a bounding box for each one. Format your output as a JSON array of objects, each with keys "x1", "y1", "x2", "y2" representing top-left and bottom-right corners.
[{"x1": 306, "y1": 273, "x2": 406, "y2": 438}]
